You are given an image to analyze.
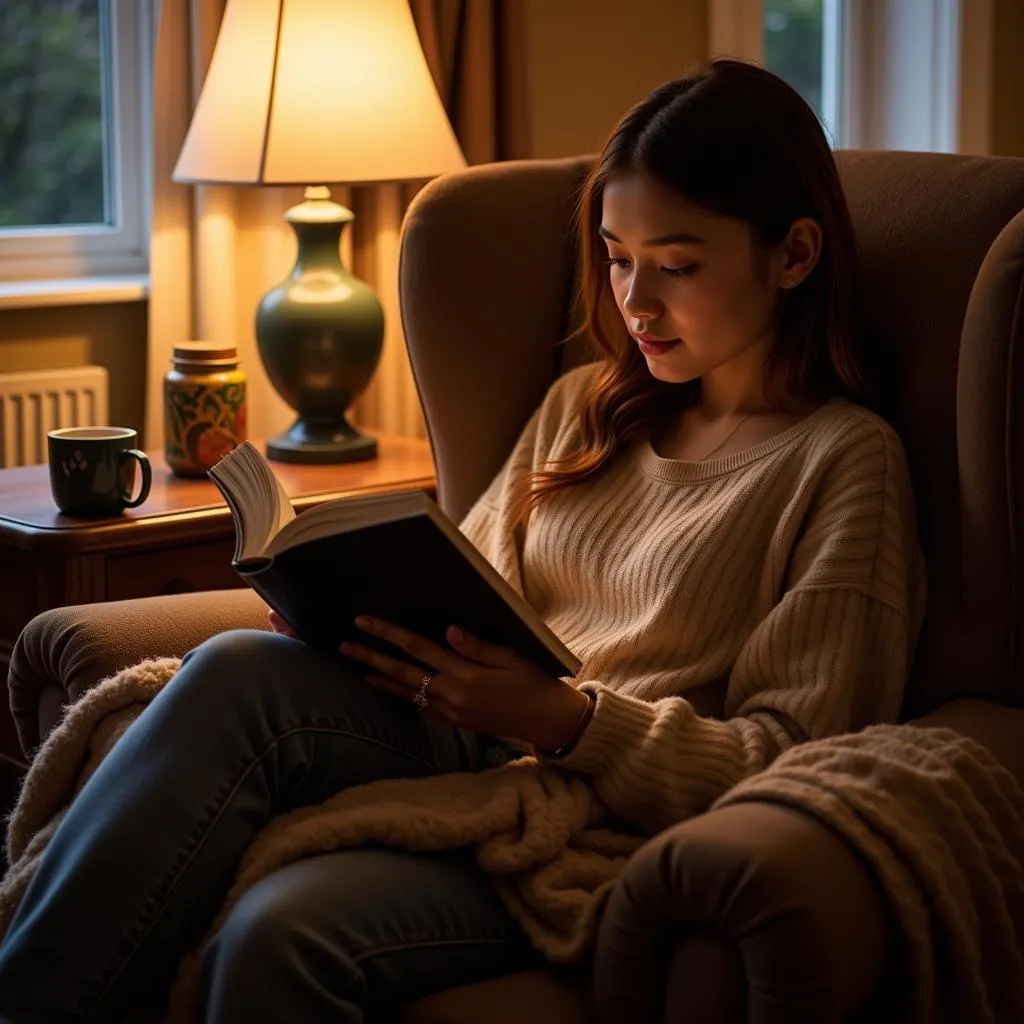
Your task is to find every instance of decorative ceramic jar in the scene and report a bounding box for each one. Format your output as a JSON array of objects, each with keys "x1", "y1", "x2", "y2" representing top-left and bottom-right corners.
[{"x1": 164, "y1": 341, "x2": 247, "y2": 477}]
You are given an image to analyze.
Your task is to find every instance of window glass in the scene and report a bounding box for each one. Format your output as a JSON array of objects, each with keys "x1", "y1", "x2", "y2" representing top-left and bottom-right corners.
[
  {"x1": 0, "y1": 0, "x2": 108, "y2": 230},
  {"x1": 764, "y1": 0, "x2": 826, "y2": 122}
]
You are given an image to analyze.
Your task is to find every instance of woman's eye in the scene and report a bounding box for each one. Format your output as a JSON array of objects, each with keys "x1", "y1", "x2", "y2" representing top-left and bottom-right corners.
[{"x1": 601, "y1": 257, "x2": 699, "y2": 278}]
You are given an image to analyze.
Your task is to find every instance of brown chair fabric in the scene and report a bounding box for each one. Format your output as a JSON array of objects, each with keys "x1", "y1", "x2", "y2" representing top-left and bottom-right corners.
[
  {"x1": 399, "y1": 155, "x2": 594, "y2": 525},
  {"x1": 391, "y1": 968, "x2": 590, "y2": 1024},
  {"x1": 593, "y1": 802, "x2": 895, "y2": 1024},
  {"x1": 8, "y1": 589, "x2": 268, "y2": 753},
  {"x1": 911, "y1": 699, "x2": 1024, "y2": 785},
  {"x1": 836, "y1": 153, "x2": 1024, "y2": 715}
]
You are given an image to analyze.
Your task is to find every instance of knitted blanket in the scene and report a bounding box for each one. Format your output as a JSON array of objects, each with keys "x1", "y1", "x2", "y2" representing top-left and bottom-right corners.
[{"x1": 3, "y1": 658, "x2": 1024, "y2": 1024}]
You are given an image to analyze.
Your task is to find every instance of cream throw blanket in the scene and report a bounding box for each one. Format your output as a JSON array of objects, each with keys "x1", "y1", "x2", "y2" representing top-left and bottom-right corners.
[{"x1": 2, "y1": 658, "x2": 1024, "y2": 1024}]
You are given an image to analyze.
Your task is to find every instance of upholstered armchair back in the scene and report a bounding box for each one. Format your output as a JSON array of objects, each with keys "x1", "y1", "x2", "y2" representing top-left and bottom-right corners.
[{"x1": 399, "y1": 151, "x2": 1024, "y2": 716}]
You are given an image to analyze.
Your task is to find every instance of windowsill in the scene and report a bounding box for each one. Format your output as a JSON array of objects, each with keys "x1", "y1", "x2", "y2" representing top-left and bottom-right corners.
[{"x1": 0, "y1": 274, "x2": 150, "y2": 311}]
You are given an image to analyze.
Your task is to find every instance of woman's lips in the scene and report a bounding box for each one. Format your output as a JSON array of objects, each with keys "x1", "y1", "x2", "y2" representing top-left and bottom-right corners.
[{"x1": 636, "y1": 334, "x2": 681, "y2": 356}]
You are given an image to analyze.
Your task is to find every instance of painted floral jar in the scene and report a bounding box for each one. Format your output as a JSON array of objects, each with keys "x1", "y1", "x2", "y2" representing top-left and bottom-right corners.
[{"x1": 164, "y1": 341, "x2": 247, "y2": 477}]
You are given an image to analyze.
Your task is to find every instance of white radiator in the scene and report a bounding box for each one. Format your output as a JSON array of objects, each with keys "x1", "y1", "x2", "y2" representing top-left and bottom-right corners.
[{"x1": 0, "y1": 366, "x2": 110, "y2": 468}]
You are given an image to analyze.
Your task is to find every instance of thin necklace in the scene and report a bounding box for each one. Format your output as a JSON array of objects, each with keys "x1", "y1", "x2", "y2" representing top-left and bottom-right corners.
[{"x1": 686, "y1": 410, "x2": 755, "y2": 461}]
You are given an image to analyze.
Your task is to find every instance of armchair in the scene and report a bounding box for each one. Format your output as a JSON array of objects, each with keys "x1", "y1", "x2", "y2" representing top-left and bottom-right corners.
[{"x1": 9, "y1": 150, "x2": 1024, "y2": 1022}]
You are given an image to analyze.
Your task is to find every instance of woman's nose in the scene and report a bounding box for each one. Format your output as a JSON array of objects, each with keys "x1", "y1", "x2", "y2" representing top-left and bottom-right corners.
[
  {"x1": 618, "y1": 284, "x2": 659, "y2": 319},
  {"x1": 622, "y1": 279, "x2": 662, "y2": 319}
]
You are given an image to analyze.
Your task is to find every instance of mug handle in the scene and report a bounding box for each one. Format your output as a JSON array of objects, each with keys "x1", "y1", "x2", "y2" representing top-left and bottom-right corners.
[{"x1": 119, "y1": 449, "x2": 153, "y2": 508}]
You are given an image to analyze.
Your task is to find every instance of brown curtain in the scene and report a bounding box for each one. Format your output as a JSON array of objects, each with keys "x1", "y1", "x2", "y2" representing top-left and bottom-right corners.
[
  {"x1": 349, "y1": 0, "x2": 530, "y2": 436},
  {"x1": 147, "y1": 0, "x2": 529, "y2": 448},
  {"x1": 410, "y1": 0, "x2": 530, "y2": 165}
]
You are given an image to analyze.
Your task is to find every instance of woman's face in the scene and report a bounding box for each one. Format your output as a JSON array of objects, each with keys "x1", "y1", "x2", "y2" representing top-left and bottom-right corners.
[{"x1": 600, "y1": 171, "x2": 789, "y2": 387}]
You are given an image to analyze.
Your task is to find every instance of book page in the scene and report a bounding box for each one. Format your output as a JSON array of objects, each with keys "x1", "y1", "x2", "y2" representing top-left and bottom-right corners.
[
  {"x1": 270, "y1": 469, "x2": 296, "y2": 539},
  {"x1": 209, "y1": 441, "x2": 296, "y2": 562},
  {"x1": 266, "y1": 489, "x2": 427, "y2": 557}
]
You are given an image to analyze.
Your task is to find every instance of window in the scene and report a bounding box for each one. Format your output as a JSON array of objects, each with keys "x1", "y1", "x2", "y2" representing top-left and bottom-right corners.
[
  {"x1": 0, "y1": 0, "x2": 153, "y2": 282},
  {"x1": 713, "y1": 0, "x2": 968, "y2": 154},
  {"x1": 763, "y1": 0, "x2": 842, "y2": 142},
  {"x1": 764, "y1": 0, "x2": 825, "y2": 122}
]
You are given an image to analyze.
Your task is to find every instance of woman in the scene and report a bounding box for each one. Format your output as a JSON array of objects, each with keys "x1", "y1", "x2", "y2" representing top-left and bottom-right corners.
[{"x1": 0, "y1": 60, "x2": 926, "y2": 1022}]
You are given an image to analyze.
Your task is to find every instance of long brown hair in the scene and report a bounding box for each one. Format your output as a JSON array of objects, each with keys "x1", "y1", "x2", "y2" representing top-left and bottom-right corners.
[{"x1": 515, "y1": 59, "x2": 872, "y2": 522}]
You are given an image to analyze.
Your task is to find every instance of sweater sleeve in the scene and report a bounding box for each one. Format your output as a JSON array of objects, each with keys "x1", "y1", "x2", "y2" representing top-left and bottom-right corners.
[{"x1": 543, "y1": 422, "x2": 928, "y2": 835}]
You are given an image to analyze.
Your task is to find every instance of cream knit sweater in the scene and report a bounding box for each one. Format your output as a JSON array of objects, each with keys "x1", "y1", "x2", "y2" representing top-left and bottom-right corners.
[{"x1": 461, "y1": 362, "x2": 928, "y2": 833}]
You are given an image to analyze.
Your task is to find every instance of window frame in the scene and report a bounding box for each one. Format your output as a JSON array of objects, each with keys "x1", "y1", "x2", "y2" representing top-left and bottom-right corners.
[
  {"x1": 709, "y1": 0, "x2": 765, "y2": 64},
  {"x1": 0, "y1": 0, "x2": 154, "y2": 282},
  {"x1": 820, "y1": 0, "x2": 844, "y2": 142}
]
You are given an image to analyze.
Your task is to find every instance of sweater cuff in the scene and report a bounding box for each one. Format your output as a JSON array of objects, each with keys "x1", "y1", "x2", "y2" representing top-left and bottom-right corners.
[{"x1": 537, "y1": 682, "x2": 661, "y2": 775}]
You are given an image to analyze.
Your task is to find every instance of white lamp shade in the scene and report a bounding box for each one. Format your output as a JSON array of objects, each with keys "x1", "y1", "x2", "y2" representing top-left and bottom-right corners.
[{"x1": 173, "y1": 0, "x2": 467, "y2": 186}]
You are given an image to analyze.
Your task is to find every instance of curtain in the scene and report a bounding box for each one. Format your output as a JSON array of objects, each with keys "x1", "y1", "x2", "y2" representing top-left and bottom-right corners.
[{"x1": 146, "y1": 0, "x2": 529, "y2": 449}]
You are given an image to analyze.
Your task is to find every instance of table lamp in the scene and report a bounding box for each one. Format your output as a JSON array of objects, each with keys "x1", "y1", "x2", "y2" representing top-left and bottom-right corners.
[{"x1": 173, "y1": 0, "x2": 466, "y2": 463}]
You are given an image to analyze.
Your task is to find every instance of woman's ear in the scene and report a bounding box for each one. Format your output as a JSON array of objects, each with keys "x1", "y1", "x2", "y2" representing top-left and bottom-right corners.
[{"x1": 777, "y1": 217, "x2": 823, "y2": 289}]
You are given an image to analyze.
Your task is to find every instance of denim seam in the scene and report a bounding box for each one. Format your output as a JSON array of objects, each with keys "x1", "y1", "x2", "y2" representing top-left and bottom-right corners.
[
  {"x1": 352, "y1": 935, "x2": 523, "y2": 967},
  {"x1": 82, "y1": 723, "x2": 437, "y2": 1020}
]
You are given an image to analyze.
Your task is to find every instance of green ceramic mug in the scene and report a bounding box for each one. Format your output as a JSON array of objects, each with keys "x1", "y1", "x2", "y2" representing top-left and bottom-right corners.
[{"x1": 47, "y1": 426, "x2": 153, "y2": 517}]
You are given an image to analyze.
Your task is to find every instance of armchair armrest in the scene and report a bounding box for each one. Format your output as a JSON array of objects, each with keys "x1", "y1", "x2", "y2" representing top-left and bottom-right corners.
[
  {"x1": 910, "y1": 698, "x2": 1024, "y2": 787},
  {"x1": 593, "y1": 801, "x2": 894, "y2": 1024},
  {"x1": 591, "y1": 698, "x2": 1024, "y2": 1024},
  {"x1": 8, "y1": 589, "x2": 269, "y2": 755}
]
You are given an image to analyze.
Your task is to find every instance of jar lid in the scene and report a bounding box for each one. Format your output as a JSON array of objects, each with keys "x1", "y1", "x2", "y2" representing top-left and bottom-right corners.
[{"x1": 172, "y1": 341, "x2": 238, "y2": 364}]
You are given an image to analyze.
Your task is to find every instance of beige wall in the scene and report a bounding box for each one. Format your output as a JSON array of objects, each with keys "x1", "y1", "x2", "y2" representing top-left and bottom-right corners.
[
  {"x1": 0, "y1": 302, "x2": 148, "y2": 441},
  {"x1": 991, "y1": 0, "x2": 1024, "y2": 156},
  {"x1": 523, "y1": 0, "x2": 708, "y2": 159}
]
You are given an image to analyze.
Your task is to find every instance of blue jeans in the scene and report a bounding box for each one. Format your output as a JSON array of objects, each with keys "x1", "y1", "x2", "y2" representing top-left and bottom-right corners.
[{"x1": 0, "y1": 630, "x2": 544, "y2": 1022}]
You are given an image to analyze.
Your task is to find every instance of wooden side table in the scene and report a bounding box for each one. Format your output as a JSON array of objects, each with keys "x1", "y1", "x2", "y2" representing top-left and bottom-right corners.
[{"x1": 0, "y1": 432, "x2": 435, "y2": 799}]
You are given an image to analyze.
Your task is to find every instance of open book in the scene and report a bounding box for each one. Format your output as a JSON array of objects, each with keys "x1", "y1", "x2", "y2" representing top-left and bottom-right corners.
[{"x1": 208, "y1": 441, "x2": 581, "y2": 678}]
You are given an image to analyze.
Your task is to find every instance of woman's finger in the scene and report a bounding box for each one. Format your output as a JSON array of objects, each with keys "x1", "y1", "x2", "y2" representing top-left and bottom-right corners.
[
  {"x1": 268, "y1": 609, "x2": 297, "y2": 637},
  {"x1": 361, "y1": 673, "x2": 417, "y2": 701},
  {"x1": 361, "y1": 674, "x2": 462, "y2": 724},
  {"x1": 444, "y1": 625, "x2": 521, "y2": 668},
  {"x1": 339, "y1": 640, "x2": 444, "y2": 692},
  {"x1": 350, "y1": 616, "x2": 469, "y2": 676}
]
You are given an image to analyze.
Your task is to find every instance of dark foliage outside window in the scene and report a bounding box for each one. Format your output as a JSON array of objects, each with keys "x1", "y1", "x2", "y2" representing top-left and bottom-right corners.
[
  {"x1": 764, "y1": 0, "x2": 826, "y2": 127},
  {"x1": 0, "y1": 0, "x2": 107, "y2": 229}
]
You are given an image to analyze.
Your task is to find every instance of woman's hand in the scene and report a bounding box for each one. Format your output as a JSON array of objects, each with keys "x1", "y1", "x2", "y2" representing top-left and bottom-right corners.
[
  {"x1": 267, "y1": 608, "x2": 298, "y2": 639},
  {"x1": 339, "y1": 615, "x2": 590, "y2": 751}
]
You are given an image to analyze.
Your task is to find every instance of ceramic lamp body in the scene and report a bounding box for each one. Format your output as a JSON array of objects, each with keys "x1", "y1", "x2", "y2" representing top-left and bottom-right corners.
[{"x1": 256, "y1": 192, "x2": 384, "y2": 462}]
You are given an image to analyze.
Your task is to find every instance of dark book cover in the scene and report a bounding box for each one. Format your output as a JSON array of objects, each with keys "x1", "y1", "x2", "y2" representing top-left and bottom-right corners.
[{"x1": 241, "y1": 514, "x2": 579, "y2": 679}]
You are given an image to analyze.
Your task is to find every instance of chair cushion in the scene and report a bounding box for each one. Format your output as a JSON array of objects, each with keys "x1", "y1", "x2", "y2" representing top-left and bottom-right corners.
[{"x1": 391, "y1": 968, "x2": 591, "y2": 1024}]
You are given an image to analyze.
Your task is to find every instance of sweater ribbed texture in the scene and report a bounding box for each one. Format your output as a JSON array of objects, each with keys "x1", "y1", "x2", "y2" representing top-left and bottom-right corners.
[{"x1": 460, "y1": 363, "x2": 928, "y2": 833}]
